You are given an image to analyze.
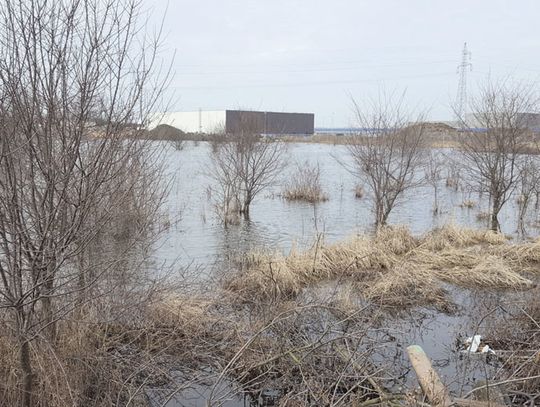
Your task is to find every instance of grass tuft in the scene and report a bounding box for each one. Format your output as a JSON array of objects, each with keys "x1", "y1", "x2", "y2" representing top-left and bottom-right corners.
[
  {"x1": 224, "y1": 224, "x2": 535, "y2": 312},
  {"x1": 282, "y1": 161, "x2": 329, "y2": 203}
]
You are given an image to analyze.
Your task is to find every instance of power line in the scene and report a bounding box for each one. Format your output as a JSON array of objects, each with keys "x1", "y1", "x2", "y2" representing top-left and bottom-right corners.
[
  {"x1": 171, "y1": 71, "x2": 456, "y2": 91},
  {"x1": 174, "y1": 59, "x2": 456, "y2": 76}
]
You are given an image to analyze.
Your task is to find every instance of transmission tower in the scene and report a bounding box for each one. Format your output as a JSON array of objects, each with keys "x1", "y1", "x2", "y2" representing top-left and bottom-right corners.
[{"x1": 456, "y1": 42, "x2": 472, "y2": 124}]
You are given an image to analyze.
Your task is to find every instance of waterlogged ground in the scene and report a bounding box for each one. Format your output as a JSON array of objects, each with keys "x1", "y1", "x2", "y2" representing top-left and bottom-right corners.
[
  {"x1": 151, "y1": 141, "x2": 539, "y2": 406},
  {"x1": 152, "y1": 283, "x2": 519, "y2": 407},
  {"x1": 157, "y1": 141, "x2": 539, "y2": 273}
]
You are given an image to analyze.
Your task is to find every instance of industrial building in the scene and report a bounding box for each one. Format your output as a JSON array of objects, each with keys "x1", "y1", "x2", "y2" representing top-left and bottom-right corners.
[{"x1": 149, "y1": 110, "x2": 315, "y2": 135}]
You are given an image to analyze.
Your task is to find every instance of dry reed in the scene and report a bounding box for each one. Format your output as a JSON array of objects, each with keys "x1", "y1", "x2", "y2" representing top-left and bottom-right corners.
[
  {"x1": 224, "y1": 224, "x2": 537, "y2": 312},
  {"x1": 282, "y1": 161, "x2": 329, "y2": 203},
  {"x1": 460, "y1": 200, "x2": 477, "y2": 209},
  {"x1": 355, "y1": 185, "x2": 365, "y2": 199}
]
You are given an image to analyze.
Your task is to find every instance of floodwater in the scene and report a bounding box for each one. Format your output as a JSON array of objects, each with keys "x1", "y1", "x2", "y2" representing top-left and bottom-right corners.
[
  {"x1": 156, "y1": 141, "x2": 538, "y2": 272},
  {"x1": 150, "y1": 141, "x2": 538, "y2": 406}
]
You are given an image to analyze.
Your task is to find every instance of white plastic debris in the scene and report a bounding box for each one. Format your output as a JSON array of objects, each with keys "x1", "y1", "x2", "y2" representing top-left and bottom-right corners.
[
  {"x1": 481, "y1": 344, "x2": 496, "y2": 355},
  {"x1": 465, "y1": 335, "x2": 482, "y2": 353},
  {"x1": 461, "y1": 335, "x2": 496, "y2": 355}
]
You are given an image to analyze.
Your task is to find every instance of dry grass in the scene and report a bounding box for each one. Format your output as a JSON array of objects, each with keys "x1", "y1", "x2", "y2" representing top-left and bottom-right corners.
[
  {"x1": 425, "y1": 253, "x2": 532, "y2": 288},
  {"x1": 496, "y1": 237, "x2": 540, "y2": 266},
  {"x1": 224, "y1": 224, "x2": 538, "y2": 312},
  {"x1": 362, "y1": 265, "x2": 452, "y2": 312},
  {"x1": 476, "y1": 211, "x2": 491, "y2": 221},
  {"x1": 419, "y1": 223, "x2": 506, "y2": 250},
  {"x1": 282, "y1": 187, "x2": 328, "y2": 203},
  {"x1": 485, "y1": 287, "x2": 540, "y2": 402},
  {"x1": 355, "y1": 185, "x2": 365, "y2": 199},
  {"x1": 282, "y1": 161, "x2": 329, "y2": 203},
  {"x1": 460, "y1": 199, "x2": 477, "y2": 209},
  {"x1": 0, "y1": 293, "x2": 236, "y2": 407},
  {"x1": 6, "y1": 224, "x2": 538, "y2": 406},
  {"x1": 446, "y1": 177, "x2": 460, "y2": 189}
]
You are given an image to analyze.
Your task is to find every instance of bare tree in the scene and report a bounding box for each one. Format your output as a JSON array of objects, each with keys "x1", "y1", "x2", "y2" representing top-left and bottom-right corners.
[
  {"x1": 445, "y1": 158, "x2": 462, "y2": 191},
  {"x1": 209, "y1": 112, "x2": 287, "y2": 222},
  {"x1": 209, "y1": 137, "x2": 243, "y2": 225},
  {"x1": 516, "y1": 155, "x2": 540, "y2": 232},
  {"x1": 457, "y1": 80, "x2": 539, "y2": 231},
  {"x1": 347, "y1": 94, "x2": 426, "y2": 228},
  {"x1": 425, "y1": 151, "x2": 444, "y2": 214},
  {"x1": 0, "y1": 0, "x2": 170, "y2": 405}
]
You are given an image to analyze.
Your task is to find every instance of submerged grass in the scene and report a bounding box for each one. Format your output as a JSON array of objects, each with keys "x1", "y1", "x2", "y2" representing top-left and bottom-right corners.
[{"x1": 224, "y1": 224, "x2": 538, "y2": 312}]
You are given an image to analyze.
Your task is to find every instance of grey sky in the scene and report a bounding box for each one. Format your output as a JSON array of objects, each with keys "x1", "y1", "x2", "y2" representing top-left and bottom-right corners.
[{"x1": 147, "y1": 0, "x2": 540, "y2": 127}]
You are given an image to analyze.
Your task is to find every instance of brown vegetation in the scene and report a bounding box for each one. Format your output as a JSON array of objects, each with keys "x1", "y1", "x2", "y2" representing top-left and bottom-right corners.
[
  {"x1": 2, "y1": 221, "x2": 539, "y2": 405},
  {"x1": 425, "y1": 151, "x2": 444, "y2": 213},
  {"x1": 282, "y1": 161, "x2": 329, "y2": 203},
  {"x1": 0, "y1": 0, "x2": 173, "y2": 405},
  {"x1": 223, "y1": 224, "x2": 535, "y2": 312},
  {"x1": 355, "y1": 184, "x2": 365, "y2": 199},
  {"x1": 460, "y1": 200, "x2": 477, "y2": 209}
]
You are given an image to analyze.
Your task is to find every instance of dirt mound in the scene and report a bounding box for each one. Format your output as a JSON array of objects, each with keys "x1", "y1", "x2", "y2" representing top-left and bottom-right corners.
[{"x1": 147, "y1": 124, "x2": 186, "y2": 140}]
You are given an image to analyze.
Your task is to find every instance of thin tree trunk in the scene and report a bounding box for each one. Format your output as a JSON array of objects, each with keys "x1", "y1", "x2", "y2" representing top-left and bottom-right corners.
[
  {"x1": 491, "y1": 196, "x2": 501, "y2": 231},
  {"x1": 19, "y1": 338, "x2": 33, "y2": 407},
  {"x1": 375, "y1": 203, "x2": 384, "y2": 229},
  {"x1": 242, "y1": 195, "x2": 252, "y2": 218},
  {"x1": 41, "y1": 269, "x2": 57, "y2": 342}
]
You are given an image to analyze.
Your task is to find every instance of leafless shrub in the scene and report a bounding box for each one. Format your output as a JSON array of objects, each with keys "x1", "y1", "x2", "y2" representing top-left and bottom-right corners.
[
  {"x1": 171, "y1": 138, "x2": 186, "y2": 151},
  {"x1": 476, "y1": 211, "x2": 491, "y2": 222},
  {"x1": 347, "y1": 92, "x2": 427, "y2": 228},
  {"x1": 516, "y1": 156, "x2": 540, "y2": 232},
  {"x1": 208, "y1": 114, "x2": 287, "y2": 223},
  {"x1": 282, "y1": 161, "x2": 328, "y2": 203},
  {"x1": 445, "y1": 159, "x2": 462, "y2": 191},
  {"x1": 209, "y1": 301, "x2": 387, "y2": 407},
  {"x1": 483, "y1": 287, "x2": 540, "y2": 404},
  {"x1": 0, "y1": 0, "x2": 173, "y2": 405},
  {"x1": 456, "y1": 79, "x2": 540, "y2": 231}
]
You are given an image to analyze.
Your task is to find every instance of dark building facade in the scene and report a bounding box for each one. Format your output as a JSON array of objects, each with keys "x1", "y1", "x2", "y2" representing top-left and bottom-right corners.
[{"x1": 225, "y1": 110, "x2": 314, "y2": 135}]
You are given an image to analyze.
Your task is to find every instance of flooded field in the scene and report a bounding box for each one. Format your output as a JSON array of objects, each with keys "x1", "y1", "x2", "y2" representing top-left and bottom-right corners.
[
  {"x1": 157, "y1": 141, "x2": 539, "y2": 272},
  {"x1": 148, "y1": 141, "x2": 540, "y2": 407}
]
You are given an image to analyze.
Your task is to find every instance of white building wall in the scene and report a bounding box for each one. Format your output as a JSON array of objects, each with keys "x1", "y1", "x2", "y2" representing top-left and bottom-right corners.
[{"x1": 148, "y1": 110, "x2": 226, "y2": 133}]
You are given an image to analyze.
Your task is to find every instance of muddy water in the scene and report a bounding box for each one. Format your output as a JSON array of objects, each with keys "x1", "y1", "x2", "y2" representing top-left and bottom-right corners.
[{"x1": 151, "y1": 141, "x2": 538, "y2": 406}]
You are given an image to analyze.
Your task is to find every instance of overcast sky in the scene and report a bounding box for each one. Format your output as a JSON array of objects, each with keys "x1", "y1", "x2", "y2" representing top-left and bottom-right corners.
[{"x1": 146, "y1": 0, "x2": 540, "y2": 127}]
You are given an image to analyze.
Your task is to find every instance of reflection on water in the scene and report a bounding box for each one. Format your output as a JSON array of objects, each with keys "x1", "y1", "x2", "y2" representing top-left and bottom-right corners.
[
  {"x1": 151, "y1": 284, "x2": 511, "y2": 407},
  {"x1": 155, "y1": 141, "x2": 539, "y2": 272},
  {"x1": 150, "y1": 141, "x2": 538, "y2": 406}
]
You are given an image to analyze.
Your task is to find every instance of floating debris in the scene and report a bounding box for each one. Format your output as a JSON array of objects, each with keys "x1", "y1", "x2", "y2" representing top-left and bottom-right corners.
[{"x1": 462, "y1": 335, "x2": 496, "y2": 355}]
